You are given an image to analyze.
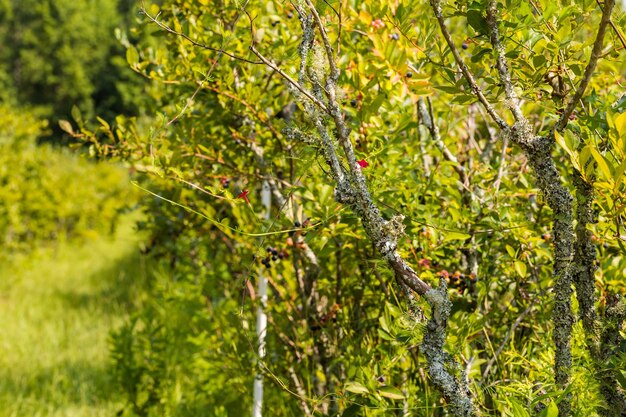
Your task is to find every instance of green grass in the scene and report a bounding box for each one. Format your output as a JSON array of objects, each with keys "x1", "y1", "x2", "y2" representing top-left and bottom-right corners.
[{"x1": 0, "y1": 212, "x2": 149, "y2": 417}]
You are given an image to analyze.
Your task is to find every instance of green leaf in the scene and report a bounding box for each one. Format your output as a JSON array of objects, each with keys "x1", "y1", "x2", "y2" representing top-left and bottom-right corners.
[
  {"x1": 58, "y1": 120, "x2": 74, "y2": 135},
  {"x1": 590, "y1": 147, "x2": 613, "y2": 180},
  {"x1": 505, "y1": 244, "x2": 516, "y2": 257},
  {"x1": 71, "y1": 105, "x2": 82, "y2": 125},
  {"x1": 555, "y1": 130, "x2": 579, "y2": 170},
  {"x1": 96, "y1": 116, "x2": 110, "y2": 130},
  {"x1": 341, "y1": 404, "x2": 362, "y2": 417},
  {"x1": 443, "y1": 231, "x2": 471, "y2": 242},
  {"x1": 616, "y1": 369, "x2": 626, "y2": 390},
  {"x1": 508, "y1": 398, "x2": 530, "y2": 417},
  {"x1": 126, "y1": 46, "x2": 139, "y2": 67},
  {"x1": 344, "y1": 381, "x2": 369, "y2": 395},
  {"x1": 611, "y1": 111, "x2": 626, "y2": 136},
  {"x1": 514, "y1": 261, "x2": 527, "y2": 278},
  {"x1": 466, "y1": 10, "x2": 488, "y2": 36},
  {"x1": 378, "y1": 386, "x2": 405, "y2": 400},
  {"x1": 538, "y1": 401, "x2": 559, "y2": 417}
]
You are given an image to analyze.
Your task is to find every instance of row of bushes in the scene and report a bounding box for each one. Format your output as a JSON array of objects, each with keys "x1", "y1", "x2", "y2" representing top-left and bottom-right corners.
[{"x1": 0, "y1": 104, "x2": 137, "y2": 255}]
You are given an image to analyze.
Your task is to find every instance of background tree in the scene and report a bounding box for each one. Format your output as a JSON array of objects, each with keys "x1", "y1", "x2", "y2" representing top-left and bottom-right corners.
[{"x1": 0, "y1": 0, "x2": 147, "y2": 123}]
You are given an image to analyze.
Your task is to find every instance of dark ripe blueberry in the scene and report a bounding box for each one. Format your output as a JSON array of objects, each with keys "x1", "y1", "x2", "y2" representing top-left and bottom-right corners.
[
  {"x1": 419, "y1": 196, "x2": 426, "y2": 204},
  {"x1": 390, "y1": 33, "x2": 399, "y2": 40},
  {"x1": 272, "y1": 255, "x2": 278, "y2": 261},
  {"x1": 603, "y1": 242, "x2": 610, "y2": 249},
  {"x1": 350, "y1": 99, "x2": 357, "y2": 107},
  {"x1": 295, "y1": 221, "x2": 301, "y2": 227},
  {"x1": 432, "y1": 260, "x2": 440, "y2": 267},
  {"x1": 416, "y1": 246, "x2": 423, "y2": 253},
  {"x1": 406, "y1": 71, "x2": 413, "y2": 78},
  {"x1": 462, "y1": 42, "x2": 469, "y2": 50},
  {"x1": 265, "y1": 263, "x2": 271, "y2": 269},
  {"x1": 271, "y1": 249, "x2": 278, "y2": 256},
  {"x1": 287, "y1": 11, "x2": 293, "y2": 18},
  {"x1": 267, "y1": 247, "x2": 272, "y2": 253},
  {"x1": 377, "y1": 375, "x2": 386, "y2": 383},
  {"x1": 272, "y1": 21, "x2": 279, "y2": 27},
  {"x1": 288, "y1": 230, "x2": 295, "y2": 237},
  {"x1": 278, "y1": 253, "x2": 284, "y2": 259}
]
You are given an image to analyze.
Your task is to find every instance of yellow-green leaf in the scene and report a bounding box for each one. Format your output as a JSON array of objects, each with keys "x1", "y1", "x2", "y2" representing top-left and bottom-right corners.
[
  {"x1": 344, "y1": 381, "x2": 369, "y2": 395},
  {"x1": 58, "y1": 120, "x2": 74, "y2": 135},
  {"x1": 443, "y1": 231, "x2": 471, "y2": 242},
  {"x1": 378, "y1": 386, "x2": 405, "y2": 400},
  {"x1": 514, "y1": 261, "x2": 527, "y2": 278},
  {"x1": 126, "y1": 46, "x2": 139, "y2": 67},
  {"x1": 590, "y1": 147, "x2": 613, "y2": 180},
  {"x1": 505, "y1": 245, "x2": 516, "y2": 258}
]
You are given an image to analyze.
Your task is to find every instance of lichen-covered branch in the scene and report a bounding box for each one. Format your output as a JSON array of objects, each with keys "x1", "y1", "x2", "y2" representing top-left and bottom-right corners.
[
  {"x1": 249, "y1": 45, "x2": 329, "y2": 113},
  {"x1": 509, "y1": 130, "x2": 576, "y2": 417},
  {"x1": 555, "y1": 0, "x2": 615, "y2": 132},
  {"x1": 485, "y1": 0, "x2": 524, "y2": 123},
  {"x1": 573, "y1": 172, "x2": 626, "y2": 415},
  {"x1": 598, "y1": 295, "x2": 626, "y2": 415},
  {"x1": 573, "y1": 172, "x2": 599, "y2": 344},
  {"x1": 463, "y1": 1, "x2": 578, "y2": 412},
  {"x1": 422, "y1": 281, "x2": 476, "y2": 417}
]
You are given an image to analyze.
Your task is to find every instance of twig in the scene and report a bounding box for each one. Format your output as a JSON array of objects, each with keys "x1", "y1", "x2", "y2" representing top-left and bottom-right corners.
[
  {"x1": 486, "y1": 0, "x2": 524, "y2": 122},
  {"x1": 141, "y1": 4, "x2": 261, "y2": 65},
  {"x1": 305, "y1": 0, "x2": 339, "y2": 81},
  {"x1": 596, "y1": 0, "x2": 626, "y2": 50},
  {"x1": 417, "y1": 98, "x2": 467, "y2": 182},
  {"x1": 555, "y1": 0, "x2": 616, "y2": 132},
  {"x1": 203, "y1": 83, "x2": 281, "y2": 138},
  {"x1": 250, "y1": 45, "x2": 329, "y2": 113},
  {"x1": 428, "y1": 0, "x2": 508, "y2": 130},
  {"x1": 492, "y1": 134, "x2": 509, "y2": 196}
]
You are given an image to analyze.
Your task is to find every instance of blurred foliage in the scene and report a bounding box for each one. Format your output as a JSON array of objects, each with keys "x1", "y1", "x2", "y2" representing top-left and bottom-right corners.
[
  {"x1": 63, "y1": 0, "x2": 626, "y2": 415},
  {"x1": 0, "y1": 104, "x2": 137, "y2": 256},
  {"x1": 0, "y1": 0, "x2": 148, "y2": 123}
]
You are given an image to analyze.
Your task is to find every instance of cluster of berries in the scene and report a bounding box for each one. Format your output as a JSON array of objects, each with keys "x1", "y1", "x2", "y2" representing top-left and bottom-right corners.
[{"x1": 260, "y1": 246, "x2": 288, "y2": 269}]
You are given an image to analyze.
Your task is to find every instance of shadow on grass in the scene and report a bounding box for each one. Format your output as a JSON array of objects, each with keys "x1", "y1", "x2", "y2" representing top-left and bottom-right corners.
[
  {"x1": 0, "y1": 358, "x2": 117, "y2": 407},
  {"x1": 54, "y1": 244, "x2": 153, "y2": 314}
]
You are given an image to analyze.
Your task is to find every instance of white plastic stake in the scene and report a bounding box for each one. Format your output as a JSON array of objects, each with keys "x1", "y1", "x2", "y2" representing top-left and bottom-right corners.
[{"x1": 252, "y1": 181, "x2": 271, "y2": 417}]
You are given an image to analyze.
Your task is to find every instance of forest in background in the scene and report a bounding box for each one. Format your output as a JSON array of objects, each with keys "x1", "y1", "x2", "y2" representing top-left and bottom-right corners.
[{"x1": 1, "y1": 0, "x2": 626, "y2": 416}]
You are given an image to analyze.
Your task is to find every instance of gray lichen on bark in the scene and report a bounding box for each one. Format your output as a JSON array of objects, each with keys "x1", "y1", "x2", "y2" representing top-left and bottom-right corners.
[
  {"x1": 573, "y1": 172, "x2": 600, "y2": 345},
  {"x1": 512, "y1": 132, "x2": 575, "y2": 416},
  {"x1": 422, "y1": 280, "x2": 477, "y2": 417},
  {"x1": 598, "y1": 295, "x2": 626, "y2": 415}
]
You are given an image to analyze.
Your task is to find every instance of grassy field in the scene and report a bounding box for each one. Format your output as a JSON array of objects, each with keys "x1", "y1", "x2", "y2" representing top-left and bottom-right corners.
[{"x1": 0, "y1": 213, "x2": 148, "y2": 417}]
